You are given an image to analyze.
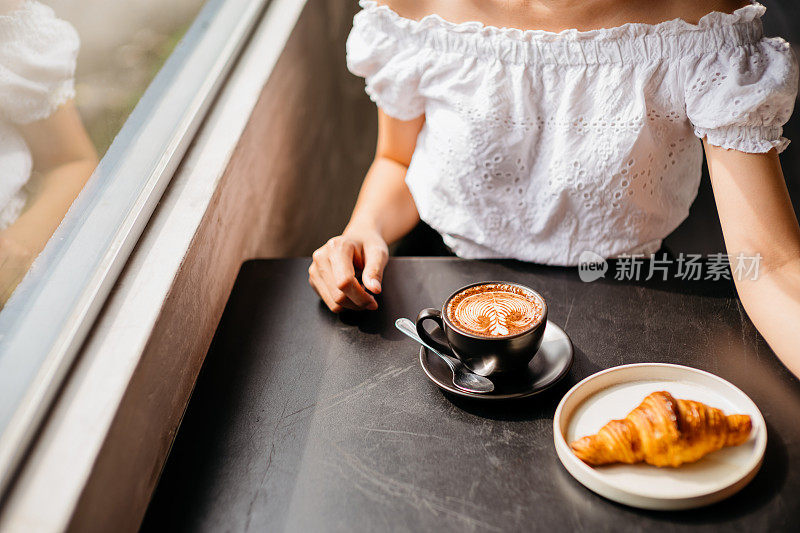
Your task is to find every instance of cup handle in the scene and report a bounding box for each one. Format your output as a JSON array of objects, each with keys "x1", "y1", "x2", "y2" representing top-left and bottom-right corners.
[{"x1": 416, "y1": 308, "x2": 451, "y2": 355}]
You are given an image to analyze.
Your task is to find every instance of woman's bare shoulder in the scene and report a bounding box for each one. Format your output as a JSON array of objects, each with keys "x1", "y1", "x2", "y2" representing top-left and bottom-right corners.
[
  {"x1": 370, "y1": 0, "x2": 440, "y2": 21},
  {"x1": 371, "y1": 1, "x2": 754, "y2": 26},
  {"x1": 673, "y1": 0, "x2": 752, "y2": 24}
]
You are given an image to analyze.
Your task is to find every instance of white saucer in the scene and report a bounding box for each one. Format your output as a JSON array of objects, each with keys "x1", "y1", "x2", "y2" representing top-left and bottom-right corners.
[{"x1": 553, "y1": 363, "x2": 766, "y2": 510}]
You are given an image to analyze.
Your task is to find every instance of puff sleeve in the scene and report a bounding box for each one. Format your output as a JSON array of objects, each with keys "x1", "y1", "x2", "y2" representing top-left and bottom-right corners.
[
  {"x1": 0, "y1": 1, "x2": 79, "y2": 125},
  {"x1": 684, "y1": 32, "x2": 798, "y2": 154},
  {"x1": 346, "y1": 2, "x2": 425, "y2": 120}
]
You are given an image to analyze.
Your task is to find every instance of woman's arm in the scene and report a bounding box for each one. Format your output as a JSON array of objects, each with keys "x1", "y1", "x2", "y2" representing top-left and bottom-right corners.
[
  {"x1": 14, "y1": 101, "x2": 97, "y2": 243},
  {"x1": 0, "y1": 101, "x2": 98, "y2": 302},
  {"x1": 705, "y1": 142, "x2": 800, "y2": 377},
  {"x1": 309, "y1": 110, "x2": 423, "y2": 312}
]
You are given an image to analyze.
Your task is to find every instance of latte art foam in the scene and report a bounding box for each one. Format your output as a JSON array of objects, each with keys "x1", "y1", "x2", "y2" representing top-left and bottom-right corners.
[{"x1": 446, "y1": 283, "x2": 544, "y2": 337}]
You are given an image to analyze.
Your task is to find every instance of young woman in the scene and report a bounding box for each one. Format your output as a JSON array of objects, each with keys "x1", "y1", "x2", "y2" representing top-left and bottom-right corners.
[{"x1": 309, "y1": 1, "x2": 800, "y2": 376}]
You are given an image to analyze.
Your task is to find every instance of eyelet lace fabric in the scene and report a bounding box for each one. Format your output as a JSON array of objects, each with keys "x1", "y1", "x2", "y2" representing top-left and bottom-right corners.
[
  {"x1": 346, "y1": 0, "x2": 799, "y2": 265},
  {"x1": 0, "y1": 1, "x2": 78, "y2": 229}
]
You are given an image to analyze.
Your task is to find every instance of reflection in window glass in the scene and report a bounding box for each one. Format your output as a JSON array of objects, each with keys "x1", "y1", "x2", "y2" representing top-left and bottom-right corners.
[{"x1": 0, "y1": 0, "x2": 204, "y2": 306}]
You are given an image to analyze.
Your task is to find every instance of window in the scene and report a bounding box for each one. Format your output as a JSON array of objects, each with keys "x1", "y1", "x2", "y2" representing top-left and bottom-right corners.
[{"x1": 0, "y1": 0, "x2": 270, "y2": 493}]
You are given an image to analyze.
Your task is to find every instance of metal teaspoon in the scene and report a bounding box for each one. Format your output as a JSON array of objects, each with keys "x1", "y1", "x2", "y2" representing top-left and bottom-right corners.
[{"x1": 395, "y1": 318, "x2": 494, "y2": 394}]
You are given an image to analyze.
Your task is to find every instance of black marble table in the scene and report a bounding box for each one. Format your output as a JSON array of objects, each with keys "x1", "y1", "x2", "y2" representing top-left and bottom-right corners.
[{"x1": 141, "y1": 258, "x2": 800, "y2": 532}]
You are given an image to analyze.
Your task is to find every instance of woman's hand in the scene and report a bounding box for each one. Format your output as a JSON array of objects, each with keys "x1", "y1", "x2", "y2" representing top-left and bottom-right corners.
[
  {"x1": 309, "y1": 110, "x2": 424, "y2": 313},
  {"x1": 309, "y1": 225, "x2": 389, "y2": 313}
]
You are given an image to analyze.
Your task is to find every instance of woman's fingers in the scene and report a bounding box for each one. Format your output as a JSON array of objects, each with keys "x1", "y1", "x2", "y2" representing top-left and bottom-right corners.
[
  {"x1": 309, "y1": 261, "x2": 357, "y2": 313},
  {"x1": 314, "y1": 255, "x2": 361, "y2": 311},
  {"x1": 308, "y1": 232, "x2": 389, "y2": 313},
  {"x1": 362, "y1": 239, "x2": 389, "y2": 294},
  {"x1": 309, "y1": 273, "x2": 344, "y2": 313},
  {"x1": 328, "y1": 239, "x2": 378, "y2": 310}
]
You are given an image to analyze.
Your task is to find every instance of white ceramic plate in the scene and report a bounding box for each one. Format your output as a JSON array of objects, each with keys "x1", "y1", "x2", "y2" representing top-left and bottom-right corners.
[{"x1": 553, "y1": 363, "x2": 766, "y2": 510}]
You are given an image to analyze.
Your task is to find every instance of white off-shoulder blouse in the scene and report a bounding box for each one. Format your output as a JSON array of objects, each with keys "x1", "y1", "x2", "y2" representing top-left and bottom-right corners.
[
  {"x1": 346, "y1": 0, "x2": 798, "y2": 265},
  {"x1": 0, "y1": 1, "x2": 78, "y2": 229}
]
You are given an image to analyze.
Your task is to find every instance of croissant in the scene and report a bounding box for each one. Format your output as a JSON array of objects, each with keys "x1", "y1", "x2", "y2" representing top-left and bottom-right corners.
[{"x1": 570, "y1": 391, "x2": 752, "y2": 468}]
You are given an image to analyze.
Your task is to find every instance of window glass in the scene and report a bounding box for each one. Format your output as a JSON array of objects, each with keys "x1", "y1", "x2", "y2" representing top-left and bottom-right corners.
[{"x1": 0, "y1": 0, "x2": 204, "y2": 305}]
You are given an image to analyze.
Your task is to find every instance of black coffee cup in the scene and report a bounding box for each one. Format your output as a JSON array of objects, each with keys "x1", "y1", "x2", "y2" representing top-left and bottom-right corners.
[{"x1": 416, "y1": 281, "x2": 547, "y2": 377}]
